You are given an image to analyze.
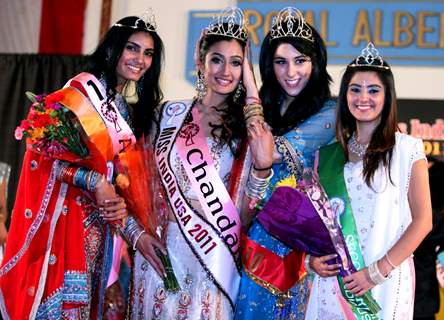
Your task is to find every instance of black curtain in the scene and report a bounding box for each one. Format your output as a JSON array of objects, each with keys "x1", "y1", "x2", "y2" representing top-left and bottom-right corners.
[{"x1": 0, "y1": 54, "x2": 89, "y2": 222}]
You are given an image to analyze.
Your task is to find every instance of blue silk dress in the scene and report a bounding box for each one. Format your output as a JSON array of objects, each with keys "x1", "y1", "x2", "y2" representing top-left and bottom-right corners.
[{"x1": 235, "y1": 100, "x2": 336, "y2": 320}]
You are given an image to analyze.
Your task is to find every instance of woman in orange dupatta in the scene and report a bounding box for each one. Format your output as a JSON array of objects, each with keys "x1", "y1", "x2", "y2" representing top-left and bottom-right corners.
[{"x1": 0, "y1": 13, "x2": 164, "y2": 319}]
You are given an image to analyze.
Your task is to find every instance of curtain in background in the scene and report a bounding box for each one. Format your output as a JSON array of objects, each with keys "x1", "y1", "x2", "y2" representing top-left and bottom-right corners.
[{"x1": 0, "y1": 54, "x2": 89, "y2": 222}]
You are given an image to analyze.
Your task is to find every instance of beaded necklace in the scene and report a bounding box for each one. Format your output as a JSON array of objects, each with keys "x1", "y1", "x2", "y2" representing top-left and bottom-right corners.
[{"x1": 347, "y1": 132, "x2": 368, "y2": 159}]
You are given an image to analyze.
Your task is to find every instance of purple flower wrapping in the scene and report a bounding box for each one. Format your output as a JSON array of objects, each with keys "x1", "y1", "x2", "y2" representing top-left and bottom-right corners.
[{"x1": 257, "y1": 186, "x2": 354, "y2": 276}]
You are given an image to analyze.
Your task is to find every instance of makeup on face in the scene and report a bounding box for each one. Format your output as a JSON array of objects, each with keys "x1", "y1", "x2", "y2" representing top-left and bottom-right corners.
[
  {"x1": 202, "y1": 39, "x2": 244, "y2": 99},
  {"x1": 346, "y1": 71, "x2": 385, "y2": 127},
  {"x1": 115, "y1": 31, "x2": 155, "y2": 90},
  {"x1": 273, "y1": 43, "x2": 312, "y2": 98}
]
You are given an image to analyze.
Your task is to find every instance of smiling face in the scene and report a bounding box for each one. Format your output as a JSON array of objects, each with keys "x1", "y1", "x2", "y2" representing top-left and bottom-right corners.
[
  {"x1": 273, "y1": 43, "x2": 312, "y2": 97},
  {"x1": 115, "y1": 31, "x2": 154, "y2": 90},
  {"x1": 201, "y1": 39, "x2": 243, "y2": 99},
  {"x1": 347, "y1": 71, "x2": 385, "y2": 128}
]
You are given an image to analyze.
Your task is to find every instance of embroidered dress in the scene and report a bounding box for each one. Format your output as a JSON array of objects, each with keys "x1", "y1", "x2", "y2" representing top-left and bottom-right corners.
[
  {"x1": 235, "y1": 101, "x2": 336, "y2": 319},
  {"x1": 305, "y1": 133, "x2": 426, "y2": 320},
  {"x1": 129, "y1": 135, "x2": 235, "y2": 320},
  {"x1": 0, "y1": 73, "x2": 133, "y2": 319}
]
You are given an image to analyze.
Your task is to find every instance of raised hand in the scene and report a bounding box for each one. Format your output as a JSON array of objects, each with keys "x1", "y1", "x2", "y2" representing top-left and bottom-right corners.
[
  {"x1": 242, "y1": 41, "x2": 259, "y2": 100},
  {"x1": 247, "y1": 120, "x2": 274, "y2": 177}
]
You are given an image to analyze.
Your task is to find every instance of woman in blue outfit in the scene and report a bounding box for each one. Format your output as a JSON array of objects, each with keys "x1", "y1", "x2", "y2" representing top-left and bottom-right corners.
[{"x1": 235, "y1": 7, "x2": 337, "y2": 319}]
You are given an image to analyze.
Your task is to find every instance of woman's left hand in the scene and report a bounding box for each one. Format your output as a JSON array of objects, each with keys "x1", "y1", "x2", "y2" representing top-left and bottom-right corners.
[
  {"x1": 343, "y1": 268, "x2": 375, "y2": 296},
  {"x1": 100, "y1": 196, "x2": 128, "y2": 222}
]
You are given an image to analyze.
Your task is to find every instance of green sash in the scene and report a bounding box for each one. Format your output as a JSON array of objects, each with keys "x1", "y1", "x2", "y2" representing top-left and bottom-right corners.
[{"x1": 318, "y1": 142, "x2": 381, "y2": 319}]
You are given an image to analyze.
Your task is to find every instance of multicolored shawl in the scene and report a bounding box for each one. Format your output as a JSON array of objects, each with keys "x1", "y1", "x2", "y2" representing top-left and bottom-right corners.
[{"x1": 0, "y1": 73, "x2": 133, "y2": 319}]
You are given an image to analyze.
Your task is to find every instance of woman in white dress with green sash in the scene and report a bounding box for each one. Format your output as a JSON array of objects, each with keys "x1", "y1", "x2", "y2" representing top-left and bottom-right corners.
[{"x1": 305, "y1": 43, "x2": 432, "y2": 319}]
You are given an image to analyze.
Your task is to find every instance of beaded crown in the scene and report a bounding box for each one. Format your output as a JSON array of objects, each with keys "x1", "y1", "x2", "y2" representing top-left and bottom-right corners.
[
  {"x1": 270, "y1": 7, "x2": 314, "y2": 42},
  {"x1": 113, "y1": 8, "x2": 157, "y2": 32},
  {"x1": 348, "y1": 42, "x2": 390, "y2": 70},
  {"x1": 205, "y1": 7, "x2": 248, "y2": 42}
]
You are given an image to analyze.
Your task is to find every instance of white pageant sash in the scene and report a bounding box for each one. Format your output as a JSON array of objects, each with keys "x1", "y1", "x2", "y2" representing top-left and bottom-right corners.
[
  {"x1": 176, "y1": 106, "x2": 241, "y2": 255},
  {"x1": 65, "y1": 72, "x2": 136, "y2": 156},
  {"x1": 155, "y1": 100, "x2": 241, "y2": 308}
]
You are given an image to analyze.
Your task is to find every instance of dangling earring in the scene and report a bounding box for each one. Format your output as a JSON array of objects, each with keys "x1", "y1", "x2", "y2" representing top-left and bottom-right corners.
[
  {"x1": 195, "y1": 72, "x2": 207, "y2": 103},
  {"x1": 233, "y1": 80, "x2": 244, "y2": 103}
]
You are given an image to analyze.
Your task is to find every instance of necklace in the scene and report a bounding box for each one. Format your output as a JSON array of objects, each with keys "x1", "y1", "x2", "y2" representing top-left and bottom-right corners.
[{"x1": 348, "y1": 132, "x2": 368, "y2": 159}]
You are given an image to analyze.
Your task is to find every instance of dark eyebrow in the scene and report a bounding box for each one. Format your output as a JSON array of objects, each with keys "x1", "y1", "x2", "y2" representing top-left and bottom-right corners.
[
  {"x1": 209, "y1": 52, "x2": 242, "y2": 60},
  {"x1": 349, "y1": 83, "x2": 382, "y2": 87},
  {"x1": 273, "y1": 54, "x2": 306, "y2": 59},
  {"x1": 127, "y1": 41, "x2": 154, "y2": 51},
  {"x1": 127, "y1": 41, "x2": 140, "y2": 49}
]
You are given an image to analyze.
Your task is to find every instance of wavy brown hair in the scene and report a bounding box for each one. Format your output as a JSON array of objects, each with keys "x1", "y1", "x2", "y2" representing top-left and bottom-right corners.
[
  {"x1": 197, "y1": 28, "x2": 247, "y2": 157},
  {"x1": 336, "y1": 62, "x2": 398, "y2": 187}
]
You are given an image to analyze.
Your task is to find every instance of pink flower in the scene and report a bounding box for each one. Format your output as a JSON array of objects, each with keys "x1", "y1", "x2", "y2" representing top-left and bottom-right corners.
[{"x1": 14, "y1": 127, "x2": 24, "y2": 140}]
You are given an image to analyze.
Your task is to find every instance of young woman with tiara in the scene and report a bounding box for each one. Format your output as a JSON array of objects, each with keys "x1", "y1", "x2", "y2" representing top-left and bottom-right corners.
[
  {"x1": 303, "y1": 43, "x2": 432, "y2": 319},
  {"x1": 126, "y1": 7, "x2": 267, "y2": 319},
  {"x1": 0, "y1": 11, "x2": 164, "y2": 319},
  {"x1": 235, "y1": 7, "x2": 338, "y2": 319}
]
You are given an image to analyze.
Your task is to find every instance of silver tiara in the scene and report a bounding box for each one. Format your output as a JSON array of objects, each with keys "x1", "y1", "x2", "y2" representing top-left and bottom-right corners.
[
  {"x1": 205, "y1": 7, "x2": 248, "y2": 42},
  {"x1": 270, "y1": 7, "x2": 314, "y2": 42},
  {"x1": 348, "y1": 42, "x2": 390, "y2": 70},
  {"x1": 113, "y1": 8, "x2": 157, "y2": 32}
]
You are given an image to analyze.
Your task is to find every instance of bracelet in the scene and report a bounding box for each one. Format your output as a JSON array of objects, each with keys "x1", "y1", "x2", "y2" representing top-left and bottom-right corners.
[
  {"x1": 132, "y1": 229, "x2": 146, "y2": 251},
  {"x1": 367, "y1": 260, "x2": 388, "y2": 285},
  {"x1": 385, "y1": 252, "x2": 397, "y2": 269},
  {"x1": 304, "y1": 254, "x2": 314, "y2": 274},
  {"x1": 122, "y1": 216, "x2": 143, "y2": 245},
  {"x1": 245, "y1": 169, "x2": 274, "y2": 200},
  {"x1": 245, "y1": 96, "x2": 261, "y2": 105},
  {"x1": 253, "y1": 165, "x2": 272, "y2": 171}
]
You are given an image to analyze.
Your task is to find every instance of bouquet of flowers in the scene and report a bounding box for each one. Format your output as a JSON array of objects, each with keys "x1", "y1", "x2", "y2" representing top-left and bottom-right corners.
[
  {"x1": 257, "y1": 172, "x2": 381, "y2": 315},
  {"x1": 115, "y1": 137, "x2": 180, "y2": 291},
  {"x1": 15, "y1": 92, "x2": 89, "y2": 158}
]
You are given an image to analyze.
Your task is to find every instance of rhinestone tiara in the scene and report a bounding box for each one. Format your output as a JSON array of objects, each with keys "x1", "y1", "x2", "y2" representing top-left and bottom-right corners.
[
  {"x1": 113, "y1": 8, "x2": 157, "y2": 32},
  {"x1": 205, "y1": 7, "x2": 248, "y2": 42},
  {"x1": 348, "y1": 42, "x2": 390, "y2": 70},
  {"x1": 270, "y1": 7, "x2": 314, "y2": 42}
]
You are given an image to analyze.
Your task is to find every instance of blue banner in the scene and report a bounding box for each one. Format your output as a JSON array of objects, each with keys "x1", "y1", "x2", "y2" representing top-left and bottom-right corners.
[{"x1": 186, "y1": 1, "x2": 444, "y2": 84}]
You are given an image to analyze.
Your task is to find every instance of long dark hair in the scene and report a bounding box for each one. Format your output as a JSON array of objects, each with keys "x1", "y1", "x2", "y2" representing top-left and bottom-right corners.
[
  {"x1": 336, "y1": 62, "x2": 398, "y2": 187},
  {"x1": 259, "y1": 24, "x2": 331, "y2": 135},
  {"x1": 88, "y1": 16, "x2": 164, "y2": 138},
  {"x1": 197, "y1": 30, "x2": 247, "y2": 157}
]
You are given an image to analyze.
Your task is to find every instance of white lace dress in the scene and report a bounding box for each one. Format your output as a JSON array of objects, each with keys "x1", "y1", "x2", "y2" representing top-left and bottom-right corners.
[
  {"x1": 305, "y1": 133, "x2": 426, "y2": 320},
  {"x1": 129, "y1": 137, "x2": 235, "y2": 320}
]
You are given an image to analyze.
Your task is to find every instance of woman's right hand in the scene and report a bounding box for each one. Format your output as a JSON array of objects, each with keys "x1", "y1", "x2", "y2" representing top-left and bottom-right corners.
[
  {"x1": 310, "y1": 254, "x2": 341, "y2": 277},
  {"x1": 136, "y1": 233, "x2": 167, "y2": 278}
]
